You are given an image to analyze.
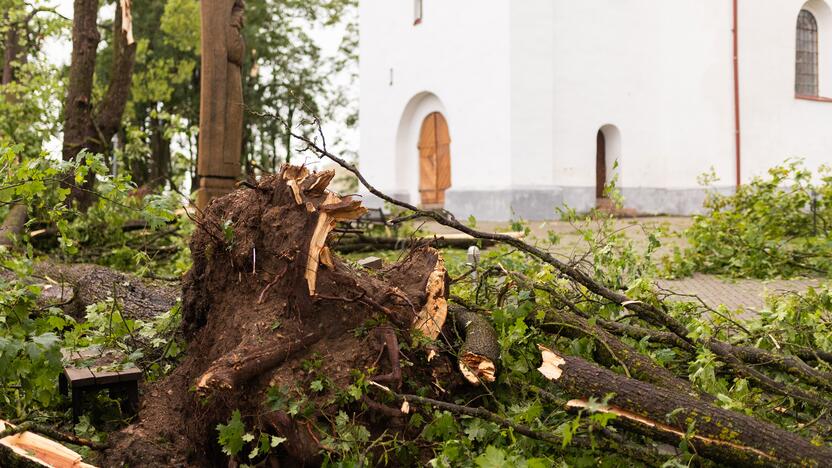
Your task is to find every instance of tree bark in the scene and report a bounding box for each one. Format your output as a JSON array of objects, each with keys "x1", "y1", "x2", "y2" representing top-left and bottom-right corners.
[
  {"x1": 538, "y1": 345, "x2": 832, "y2": 467},
  {"x1": 62, "y1": 0, "x2": 136, "y2": 209},
  {"x1": 451, "y1": 305, "x2": 499, "y2": 384}
]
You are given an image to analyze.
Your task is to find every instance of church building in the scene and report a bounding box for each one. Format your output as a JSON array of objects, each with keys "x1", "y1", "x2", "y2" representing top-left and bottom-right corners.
[{"x1": 359, "y1": 1, "x2": 832, "y2": 220}]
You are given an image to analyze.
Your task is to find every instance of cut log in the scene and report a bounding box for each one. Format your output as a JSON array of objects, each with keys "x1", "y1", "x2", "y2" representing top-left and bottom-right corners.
[
  {"x1": 451, "y1": 305, "x2": 498, "y2": 384},
  {"x1": 0, "y1": 420, "x2": 96, "y2": 468},
  {"x1": 537, "y1": 345, "x2": 832, "y2": 467}
]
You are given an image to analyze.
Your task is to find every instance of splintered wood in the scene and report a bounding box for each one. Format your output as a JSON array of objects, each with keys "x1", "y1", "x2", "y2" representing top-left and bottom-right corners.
[
  {"x1": 412, "y1": 256, "x2": 448, "y2": 340},
  {"x1": 536, "y1": 344, "x2": 565, "y2": 380},
  {"x1": 0, "y1": 420, "x2": 96, "y2": 468},
  {"x1": 288, "y1": 166, "x2": 366, "y2": 296},
  {"x1": 459, "y1": 352, "x2": 496, "y2": 384}
]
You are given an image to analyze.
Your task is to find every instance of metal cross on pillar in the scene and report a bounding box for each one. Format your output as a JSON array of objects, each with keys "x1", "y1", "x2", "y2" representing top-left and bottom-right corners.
[{"x1": 196, "y1": 0, "x2": 246, "y2": 208}]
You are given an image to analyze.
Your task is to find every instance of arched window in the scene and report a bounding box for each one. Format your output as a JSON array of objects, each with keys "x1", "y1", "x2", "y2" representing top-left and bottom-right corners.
[{"x1": 796, "y1": 9, "x2": 819, "y2": 96}]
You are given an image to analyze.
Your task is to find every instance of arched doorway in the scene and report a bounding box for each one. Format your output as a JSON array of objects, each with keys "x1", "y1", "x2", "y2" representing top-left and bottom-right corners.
[
  {"x1": 595, "y1": 125, "x2": 621, "y2": 209},
  {"x1": 596, "y1": 129, "x2": 607, "y2": 201},
  {"x1": 418, "y1": 112, "x2": 451, "y2": 207}
]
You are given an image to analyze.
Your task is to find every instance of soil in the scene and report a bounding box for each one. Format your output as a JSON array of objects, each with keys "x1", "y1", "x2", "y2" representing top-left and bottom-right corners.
[{"x1": 101, "y1": 167, "x2": 454, "y2": 467}]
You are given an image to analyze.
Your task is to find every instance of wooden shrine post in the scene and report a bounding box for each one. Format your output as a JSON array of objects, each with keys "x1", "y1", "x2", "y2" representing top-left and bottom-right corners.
[{"x1": 196, "y1": 0, "x2": 246, "y2": 208}]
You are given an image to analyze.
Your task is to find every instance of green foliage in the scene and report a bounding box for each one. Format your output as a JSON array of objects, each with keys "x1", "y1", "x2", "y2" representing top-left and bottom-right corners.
[
  {"x1": 0, "y1": 144, "x2": 184, "y2": 422},
  {"x1": 669, "y1": 160, "x2": 832, "y2": 279}
]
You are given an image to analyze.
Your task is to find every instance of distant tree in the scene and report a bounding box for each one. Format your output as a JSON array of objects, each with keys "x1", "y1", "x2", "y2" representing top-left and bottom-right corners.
[
  {"x1": 0, "y1": 0, "x2": 67, "y2": 245},
  {"x1": 62, "y1": 0, "x2": 137, "y2": 208},
  {"x1": 242, "y1": 0, "x2": 357, "y2": 172},
  {"x1": 0, "y1": 0, "x2": 65, "y2": 155}
]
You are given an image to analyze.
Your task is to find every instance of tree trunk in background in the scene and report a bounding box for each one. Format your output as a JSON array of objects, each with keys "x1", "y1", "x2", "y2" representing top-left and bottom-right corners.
[
  {"x1": 62, "y1": 0, "x2": 136, "y2": 209},
  {"x1": 149, "y1": 114, "x2": 171, "y2": 188},
  {"x1": 1, "y1": 12, "x2": 29, "y2": 247}
]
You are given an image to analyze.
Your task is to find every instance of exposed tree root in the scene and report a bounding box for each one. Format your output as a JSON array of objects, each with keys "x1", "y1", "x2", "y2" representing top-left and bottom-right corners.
[{"x1": 102, "y1": 166, "x2": 454, "y2": 467}]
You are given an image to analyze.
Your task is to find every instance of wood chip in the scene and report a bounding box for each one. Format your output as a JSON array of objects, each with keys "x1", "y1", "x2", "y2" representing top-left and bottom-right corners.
[{"x1": 537, "y1": 344, "x2": 566, "y2": 380}]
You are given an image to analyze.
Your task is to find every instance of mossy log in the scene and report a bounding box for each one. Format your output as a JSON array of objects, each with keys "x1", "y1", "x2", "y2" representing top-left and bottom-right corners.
[
  {"x1": 540, "y1": 307, "x2": 706, "y2": 399},
  {"x1": 537, "y1": 345, "x2": 832, "y2": 467}
]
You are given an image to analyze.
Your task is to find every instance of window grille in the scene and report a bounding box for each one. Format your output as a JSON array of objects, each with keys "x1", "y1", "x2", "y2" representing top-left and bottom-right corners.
[{"x1": 796, "y1": 9, "x2": 819, "y2": 96}]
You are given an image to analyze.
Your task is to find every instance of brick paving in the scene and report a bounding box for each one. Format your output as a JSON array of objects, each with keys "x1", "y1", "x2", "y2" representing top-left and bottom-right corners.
[
  {"x1": 656, "y1": 274, "x2": 824, "y2": 314},
  {"x1": 420, "y1": 217, "x2": 828, "y2": 313}
]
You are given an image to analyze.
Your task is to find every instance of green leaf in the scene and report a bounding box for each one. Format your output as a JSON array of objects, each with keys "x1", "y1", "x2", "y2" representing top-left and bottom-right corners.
[
  {"x1": 474, "y1": 446, "x2": 507, "y2": 468},
  {"x1": 217, "y1": 410, "x2": 246, "y2": 456}
]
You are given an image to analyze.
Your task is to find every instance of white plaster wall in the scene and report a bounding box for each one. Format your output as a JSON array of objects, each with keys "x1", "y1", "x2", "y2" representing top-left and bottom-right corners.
[
  {"x1": 359, "y1": 0, "x2": 512, "y2": 206},
  {"x1": 740, "y1": 0, "x2": 832, "y2": 180},
  {"x1": 509, "y1": 0, "x2": 555, "y2": 188},
  {"x1": 360, "y1": 0, "x2": 832, "y2": 218},
  {"x1": 550, "y1": 0, "x2": 736, "y2": 192}
]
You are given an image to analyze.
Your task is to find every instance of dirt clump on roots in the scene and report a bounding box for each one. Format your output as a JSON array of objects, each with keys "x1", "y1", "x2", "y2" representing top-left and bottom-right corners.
[{"x1": 101, "y1": 165, "x2": 454, "y2": 467}]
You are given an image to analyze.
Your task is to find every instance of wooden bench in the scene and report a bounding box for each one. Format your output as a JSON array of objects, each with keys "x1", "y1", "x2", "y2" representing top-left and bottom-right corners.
[{"x1": 59, "y1": 348, "x2": 141, "y2": 423}]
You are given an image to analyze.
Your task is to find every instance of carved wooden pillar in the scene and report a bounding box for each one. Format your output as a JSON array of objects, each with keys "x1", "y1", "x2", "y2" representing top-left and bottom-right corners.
[{"x1": 196, "y1": 0, "x2": 245, "y2": 208}]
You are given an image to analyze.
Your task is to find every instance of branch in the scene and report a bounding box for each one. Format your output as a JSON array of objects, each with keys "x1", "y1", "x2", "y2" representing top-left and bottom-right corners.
[{"x1": 280, "y1": 122, "x2": 832, "y2": 409}]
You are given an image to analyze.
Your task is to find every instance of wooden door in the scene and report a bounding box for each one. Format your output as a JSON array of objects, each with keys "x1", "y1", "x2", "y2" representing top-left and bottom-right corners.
[
  {"x1": 596, "y1": 130, "x2": 606, "y2": 199},
  {"x1": 419, "y1": 112, "x2": 451, "y2": 206}
]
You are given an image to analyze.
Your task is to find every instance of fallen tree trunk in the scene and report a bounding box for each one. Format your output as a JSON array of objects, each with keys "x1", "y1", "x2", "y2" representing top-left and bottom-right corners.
[
  {"x1": 539, "y1": 306, "x2": 705, "y2": 399},
  {"x1": 33, "y1": 262, "x2": 178, "y2": 321},
  {"x1": 332, "y1": 234, "x2": 495, "y2": 253},
  {"x1": 537, "y1": 345, "x2": 832, "y2": 467},
  {"x1": 0, "y1": 261, "x2": 178, "y2": 321}
]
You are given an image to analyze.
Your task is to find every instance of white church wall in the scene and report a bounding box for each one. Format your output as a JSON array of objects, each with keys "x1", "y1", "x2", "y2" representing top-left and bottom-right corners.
[
  {"x1": 550, "y1": 0, "x2": 736, "y2": 215},
  {"x1": 359, "y1": 0, "x2": 514, "y2": 219},
  {"x1": 740, "y1": 0, "x2": 832, "y2": 181},
  {"x1": 360, "y1": 0, "x2": 832, "y2": 220}
]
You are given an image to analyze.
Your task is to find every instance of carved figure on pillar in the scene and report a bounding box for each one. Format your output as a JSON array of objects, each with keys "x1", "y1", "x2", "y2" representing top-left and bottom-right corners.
[{"x1": 196, "y1": 0, "x2": 246, "y2": 208}]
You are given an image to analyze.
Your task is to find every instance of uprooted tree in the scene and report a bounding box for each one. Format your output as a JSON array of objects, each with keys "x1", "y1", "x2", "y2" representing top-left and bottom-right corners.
[{"x1": 101, "y1": 166, "x2": 467, "y2": 465}]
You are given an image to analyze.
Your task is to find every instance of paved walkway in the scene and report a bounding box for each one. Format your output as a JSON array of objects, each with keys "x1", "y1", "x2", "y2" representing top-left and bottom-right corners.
[
  {"x1": 656, "y1": 274, "x2": 824, "y2": 314},
  {"x1": 419, "y1": 217, "x2": 827, "y2": 313}
]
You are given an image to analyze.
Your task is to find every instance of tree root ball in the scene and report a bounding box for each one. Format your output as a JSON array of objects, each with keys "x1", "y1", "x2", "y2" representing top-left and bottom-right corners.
[{"x1": 102, "y1": 166, "x2": 449, "y2": 467}]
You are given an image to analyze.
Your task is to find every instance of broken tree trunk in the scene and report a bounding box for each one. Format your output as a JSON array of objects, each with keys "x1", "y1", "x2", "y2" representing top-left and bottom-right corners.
[
  {"x1": 450, "y1": 304, "x2": 499, "y2": 384},
  {"x1": 537, "y1": 345, "x2": 832, "y2": 467},
  {"x1": 103, "y1": 165, "x2": 453, "y2": 466},
  {"x1": 0, "y1": 420, "x2": 96, "y2": 468}
]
